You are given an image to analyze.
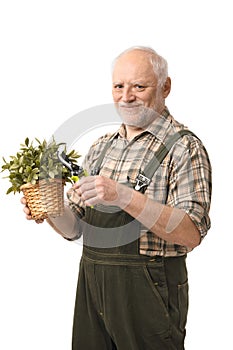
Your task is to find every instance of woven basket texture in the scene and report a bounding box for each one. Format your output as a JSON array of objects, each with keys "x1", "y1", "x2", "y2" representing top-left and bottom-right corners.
[{"x1": 20, "y1": 179, "x2": 64, "y2": 220}]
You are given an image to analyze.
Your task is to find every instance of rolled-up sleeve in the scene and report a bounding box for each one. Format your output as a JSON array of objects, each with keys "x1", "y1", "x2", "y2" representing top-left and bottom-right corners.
[{"x1": 168, "y1": 136, "x2": 212, "y2": 240}]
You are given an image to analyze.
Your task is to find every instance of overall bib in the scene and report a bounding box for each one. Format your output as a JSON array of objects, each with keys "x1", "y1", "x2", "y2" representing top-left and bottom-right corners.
[{"x1": 72, "y1": 130, "x2": 194, "y2": 350}]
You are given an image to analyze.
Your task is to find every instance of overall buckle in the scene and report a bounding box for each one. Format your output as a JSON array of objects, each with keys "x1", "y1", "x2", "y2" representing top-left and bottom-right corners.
[
  {"x1": 91, "y1": 167, "x2": 100, "y2": 176},
  {"x1": 135, "y1": 173, "x2": 150, "y2": 191}
]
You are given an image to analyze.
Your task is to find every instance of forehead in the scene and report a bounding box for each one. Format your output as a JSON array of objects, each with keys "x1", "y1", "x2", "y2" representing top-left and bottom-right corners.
[{"x1": 112, "y1": 50, "x2": 157, "y2": 82}]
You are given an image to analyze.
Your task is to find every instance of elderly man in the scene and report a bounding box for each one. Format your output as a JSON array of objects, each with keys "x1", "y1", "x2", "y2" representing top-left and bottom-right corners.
[{"x1": 22, "y1": 46, "x2": 212, "y2": 350}]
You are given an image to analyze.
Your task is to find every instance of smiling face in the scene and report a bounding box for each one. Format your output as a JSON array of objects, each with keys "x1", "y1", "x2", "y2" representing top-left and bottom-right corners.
[{"x1": 112, "y1": 49, "x2": 171, "y2": 129}]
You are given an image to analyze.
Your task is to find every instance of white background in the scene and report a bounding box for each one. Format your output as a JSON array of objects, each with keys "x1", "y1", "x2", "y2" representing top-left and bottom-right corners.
[{"x1": 0, "y1": 1, "x2": 232, "y2": 349}]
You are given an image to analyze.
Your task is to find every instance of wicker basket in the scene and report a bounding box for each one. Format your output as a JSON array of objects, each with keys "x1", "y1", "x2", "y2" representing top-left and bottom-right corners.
[{"x1": 20, "y1": 179, "x2": 65, "y2": 220}]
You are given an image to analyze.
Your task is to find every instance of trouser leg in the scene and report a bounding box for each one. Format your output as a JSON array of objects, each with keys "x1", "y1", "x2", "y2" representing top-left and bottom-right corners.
[
  {"x1": 72, "y1": 258, "x2": 116, "y2": 350},
  {"x1": 164, "y1": 256, "x2": 189, "y2": 349},
  {"x1": 93, "y1": 255, "x2": 188, "y2": 350}
]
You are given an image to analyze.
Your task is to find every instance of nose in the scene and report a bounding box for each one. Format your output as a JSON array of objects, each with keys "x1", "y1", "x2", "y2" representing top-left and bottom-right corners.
[{"x1": 121, "y1": 86, "x2": 136, "y2": 103}]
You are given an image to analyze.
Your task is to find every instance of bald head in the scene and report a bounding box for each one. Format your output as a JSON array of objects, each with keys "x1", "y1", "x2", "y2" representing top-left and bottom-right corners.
[{"x1": 112, "y1": 46, "x2": 168, "y2": 88}]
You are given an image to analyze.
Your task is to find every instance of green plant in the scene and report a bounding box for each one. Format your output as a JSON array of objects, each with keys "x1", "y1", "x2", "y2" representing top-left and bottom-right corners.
[{"x1": 1, "y1": 137, "x2": 81, "y2": 194}]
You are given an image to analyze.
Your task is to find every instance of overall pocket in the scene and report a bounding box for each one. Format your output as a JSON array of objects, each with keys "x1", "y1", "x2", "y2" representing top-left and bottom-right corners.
[
  {"x1": 143, "y1": 262, "x2": 169, "y2": 318},
  {"x1": 177, "y1": 280, "x2": 189, "y2": 331},
  {"x1": 124, "y1": 265, "x2": 171, "y2": 336}
]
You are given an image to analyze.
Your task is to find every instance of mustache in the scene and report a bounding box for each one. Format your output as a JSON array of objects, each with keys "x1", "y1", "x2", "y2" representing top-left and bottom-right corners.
[{"x1": 117, "y1": 102, "x2": 144, "y2": 108}]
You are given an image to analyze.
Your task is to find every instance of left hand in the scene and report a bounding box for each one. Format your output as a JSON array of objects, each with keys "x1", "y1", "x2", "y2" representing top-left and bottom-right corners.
[{"x1": 72, "y1": 175, "x2": 131, "y2": 207}]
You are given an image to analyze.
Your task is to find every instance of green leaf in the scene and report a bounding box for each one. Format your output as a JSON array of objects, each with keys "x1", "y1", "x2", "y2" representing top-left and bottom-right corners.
[
  {"x1": 1, "y1": 136, "x2": 82, "y2": 194},
  {"x1": 6, "y1": 187, "x2": 14, "y2": 194},
  {"x1": 35, "y1": 138, "x2": 41, "y2": 145},
  {"x1": 48, "y1": 170, "x2": 55, "y2": 178},
  {"x1": 10, "y1": 164, "x2": 19, "y2": 170}
]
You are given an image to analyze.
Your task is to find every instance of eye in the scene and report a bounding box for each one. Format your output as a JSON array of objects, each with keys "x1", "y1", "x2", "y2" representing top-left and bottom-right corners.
[
  {"x1": 134, "y1": 84, "x2": 146, "y2": 91},
  {"x1": 113, "y1": 84, "x2": 124, "y2": 90}
]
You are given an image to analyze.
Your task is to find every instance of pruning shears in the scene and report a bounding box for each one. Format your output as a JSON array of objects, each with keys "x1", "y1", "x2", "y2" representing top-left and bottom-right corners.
[
  {"x1": 57, "y1": 150, "x2": 87, "y2": 183},
  {"x1": 57, "y1": 150, "x2": 94, "y2": 208}
]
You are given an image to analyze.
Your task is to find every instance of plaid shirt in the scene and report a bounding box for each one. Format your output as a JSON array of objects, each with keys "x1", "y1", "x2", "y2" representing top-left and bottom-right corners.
[{"x1": 67, "y1": 108, "x2": 212, "y2": 257}]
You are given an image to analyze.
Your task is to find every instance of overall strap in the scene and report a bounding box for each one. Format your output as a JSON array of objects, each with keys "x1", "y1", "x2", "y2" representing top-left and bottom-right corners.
[
  {"x1": 90, "y1": 132, "x2": 118, "y2": 175},
  {"x1": 135, "y1": 129, "x2": 198, "y2": 191}
]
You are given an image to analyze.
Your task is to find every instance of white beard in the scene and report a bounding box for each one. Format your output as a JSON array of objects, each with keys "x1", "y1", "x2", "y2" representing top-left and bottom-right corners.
[{"x1": 116, "y1": 103, "x2": 160, "y2": 129}]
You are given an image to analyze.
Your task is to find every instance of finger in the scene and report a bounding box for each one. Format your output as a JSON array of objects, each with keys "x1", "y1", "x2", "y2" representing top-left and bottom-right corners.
[
  {"x1": 20, "y1": 197, "x2": 27, "y2": 205},
  {"x1": 81, "y1": 188, "x2": 98, "y2": 203},
  {"x1": 80, "y1": 182, "x2": 96, "y2": 195},
  {"x1": 23, "y1": 206, "x2": 31, "y2": 215},
  {"x1": 74, "y1": 179, "x2": 96, "y2": 197},
  {"x1": 73, "y1": 176, "x2": 95, "y2": 189},
  {"x1": 35, "y1": 219, "x2": 44, "y2": 224}
]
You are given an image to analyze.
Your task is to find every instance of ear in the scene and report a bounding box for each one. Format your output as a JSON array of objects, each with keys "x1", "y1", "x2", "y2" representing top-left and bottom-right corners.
[{"x1": 163, "y1": 77, "x2": 171, "y2": 98}]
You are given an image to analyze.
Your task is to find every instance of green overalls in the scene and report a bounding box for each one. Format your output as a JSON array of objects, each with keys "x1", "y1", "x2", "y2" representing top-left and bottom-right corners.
[{"x1": 72, "y1": 130, "x2": 194, "y2": 350}]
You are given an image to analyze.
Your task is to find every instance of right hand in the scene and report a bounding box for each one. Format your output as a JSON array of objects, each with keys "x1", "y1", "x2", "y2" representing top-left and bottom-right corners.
[{"x1": 20, "y1": 196, "x2": 44, "y2": 224}]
